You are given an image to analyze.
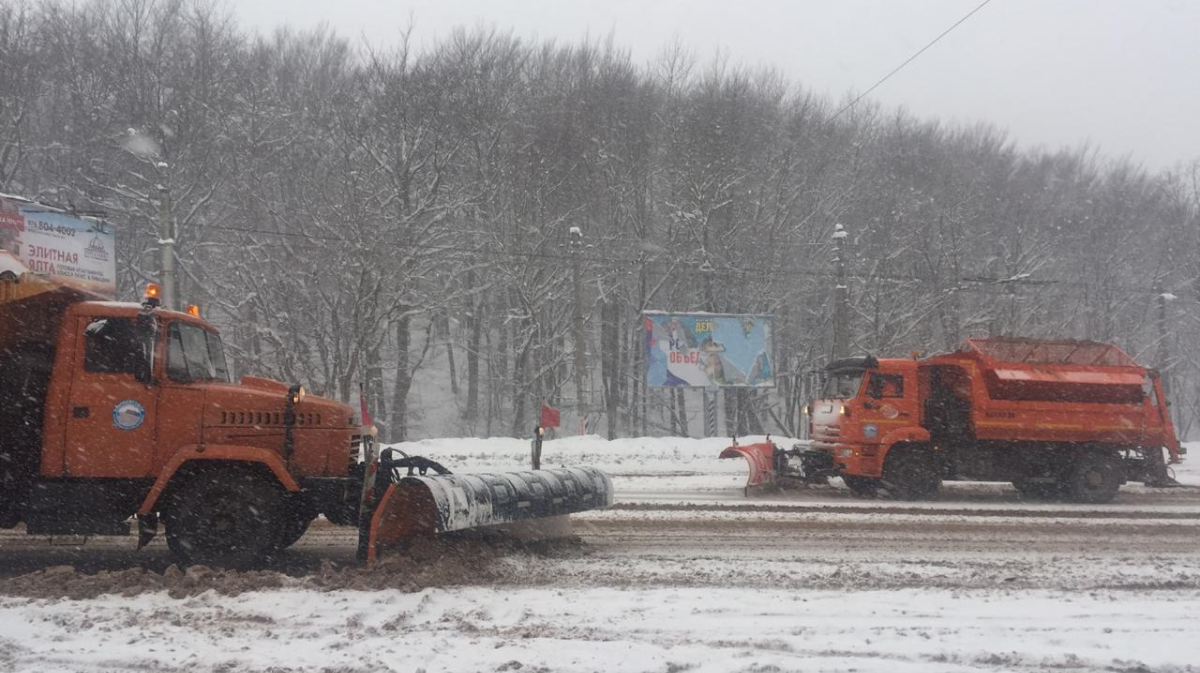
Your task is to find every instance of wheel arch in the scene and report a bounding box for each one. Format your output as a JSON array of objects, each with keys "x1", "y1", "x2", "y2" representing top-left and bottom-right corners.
[
  {"x1": 137, "y1": 445, "x2": 300, "y2": 516},
  {"x1": 877, "y1": 427, "x2": 931, "y2": 464}
]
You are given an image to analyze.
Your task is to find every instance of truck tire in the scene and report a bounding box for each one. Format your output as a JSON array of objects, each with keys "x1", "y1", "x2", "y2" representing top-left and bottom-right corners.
[
  {"x1": 163, "y1": 470, "x2": 285, "y2": 568},
  {"x1": 841, "y1": 475, "x2": 881, "y2": 497},
  {"x1": 882, "y1": 446, "x2": 940, "y2": 501},
  {"x1": 1062, "y1": 452, "x2": 1123, "y2": 504},
  {"x1": 275, "y1": 513, "x2": 315, "y2": 551},
  {"x1": 0, "y1": 345, "x2": 54, "y2": 519}
]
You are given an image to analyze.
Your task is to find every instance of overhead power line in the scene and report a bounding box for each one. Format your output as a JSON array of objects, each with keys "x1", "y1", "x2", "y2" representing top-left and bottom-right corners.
[{"x1": 823, "y1": 0, "x2": 995, "y2": 128}]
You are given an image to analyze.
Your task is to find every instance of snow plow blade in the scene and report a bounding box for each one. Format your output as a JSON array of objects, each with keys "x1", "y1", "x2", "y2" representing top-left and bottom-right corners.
[
  {"x1": 720, "y1": 442, "x2": 779, "y2": 492},
  {"x1": 360, "y1": 465, "x2": 613, "y2": 563}
]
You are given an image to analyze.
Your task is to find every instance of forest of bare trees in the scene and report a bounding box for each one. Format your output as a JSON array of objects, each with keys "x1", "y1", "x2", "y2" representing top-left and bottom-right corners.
[{"x1": 3, "y1": 0, "x2": 1199, "y2": 440}]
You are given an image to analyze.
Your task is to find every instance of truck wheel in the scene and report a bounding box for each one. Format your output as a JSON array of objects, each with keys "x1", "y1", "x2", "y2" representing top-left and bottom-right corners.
[
  {"x1": 163, "y1": 470, "x2": 285, "y2": 568},
  {"x1": 1063, "y1": 453, "x2": 1123, "y2": 504},
  {"x1": 0, "y1": 345, "x2": 53, "y2": 510},
  {"x1": 842, "y1": 475, "x2": 881, "y2": 497},
  {"x1": 882, "y1": 446, "x2": 940, "y2": 500},
  {"x1": 1012, "y1": 479, "x2": 1061, "y2": 501},
  {"x1": 276, "y1": 513, "x2": 315, "y2": 550}
]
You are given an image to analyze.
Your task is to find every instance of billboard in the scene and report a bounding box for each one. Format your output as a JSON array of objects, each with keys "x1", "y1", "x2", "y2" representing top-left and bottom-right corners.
[
  {"x1": 0, "y1": 196, "x2": 116, "y2": 298},
  {"x1": 644, "y1": 312, "x2": 774, "y2": 388}
]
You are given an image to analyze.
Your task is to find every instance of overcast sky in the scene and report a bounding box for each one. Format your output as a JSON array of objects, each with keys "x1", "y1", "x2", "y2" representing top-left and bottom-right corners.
[{"x1": 232, "y1": 0, "x2": 1198, "y2": 171}]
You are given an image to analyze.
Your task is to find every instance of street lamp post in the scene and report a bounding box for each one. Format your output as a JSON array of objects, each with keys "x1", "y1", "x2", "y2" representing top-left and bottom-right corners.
[
  {"x1": 569, "y1": 225, "x2": 587, "y2": 435},
  {"x1": 832, "y1": 223, "x2": 849, "y2": 360},
  {"x1": 157, "y1": 182, "x2": 175, "y2": 311}
]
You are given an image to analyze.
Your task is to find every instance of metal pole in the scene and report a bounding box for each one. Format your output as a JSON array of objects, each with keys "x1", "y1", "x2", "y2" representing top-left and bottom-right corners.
[
  {"x1": 1155, "y1": 283, "x2": 1171, "y2": 400},
  {"x1": 158, "y1": 184, "x2": 175, "y2": 310},
  {"x1": 704, "y1": 388, "x2": 718, "y2": 437},
  {"x1": 570, "y1": 226, "x2": 587, "y2": 435},
  {"x1": 832, "y1": 223, "x2": 849, "y2": 359}
]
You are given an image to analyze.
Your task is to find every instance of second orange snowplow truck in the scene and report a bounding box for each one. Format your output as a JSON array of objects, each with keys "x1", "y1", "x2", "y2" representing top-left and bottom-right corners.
[
  {"x1": 724, "y1": 337, "x2": 1182, "y2": 503},
  {"x1": 0, "y1": 264, "x2": 611, "y2": 566}
]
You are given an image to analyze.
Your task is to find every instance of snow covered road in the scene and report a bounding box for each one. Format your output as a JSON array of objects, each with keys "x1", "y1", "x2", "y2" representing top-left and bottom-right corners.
[{"x1": 1, "y1": 435, "x2": 1198, "y2": 672}]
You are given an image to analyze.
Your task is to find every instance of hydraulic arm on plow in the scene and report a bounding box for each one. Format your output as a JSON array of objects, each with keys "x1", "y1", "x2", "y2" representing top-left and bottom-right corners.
[{"x1": 719, "y1": 438, "x2": 828, "y2": 495}]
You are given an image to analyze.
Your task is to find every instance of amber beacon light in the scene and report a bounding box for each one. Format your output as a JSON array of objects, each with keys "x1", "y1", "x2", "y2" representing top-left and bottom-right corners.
[{"x1": 143, "y1": 282, "x2": 161, "y2": 307}]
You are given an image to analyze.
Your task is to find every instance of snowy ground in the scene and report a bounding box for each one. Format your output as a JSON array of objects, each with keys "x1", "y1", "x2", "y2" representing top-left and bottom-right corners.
[
  {"x1": 4, "y1": 585, "x2": 1198, "y2": 673},
  {"x1": 1, "y1": 437, "x2": 1198, "y2": 673}
]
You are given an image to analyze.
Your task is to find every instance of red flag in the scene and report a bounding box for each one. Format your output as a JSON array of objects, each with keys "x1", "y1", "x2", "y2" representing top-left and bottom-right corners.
[
  {"x1": 539, "y1": 404, "x2": 560, "y2": 428},
  {"x1": 359, "y1": 390, "x2": 374, "y2": 428}
]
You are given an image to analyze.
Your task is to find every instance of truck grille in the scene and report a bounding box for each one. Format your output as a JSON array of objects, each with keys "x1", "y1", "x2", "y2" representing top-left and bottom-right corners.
[
  {"x1": 813, "y1": 424, "x2": 840, "y2": 440},
  {"x1": 218, "y1": 410, "x2": 322, "y2": 426}
]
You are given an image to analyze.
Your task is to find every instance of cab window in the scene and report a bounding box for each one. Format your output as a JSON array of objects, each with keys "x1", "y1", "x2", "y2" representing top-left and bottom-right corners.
[
  {"x1": 822, "y1": 370, "x2": 865, "y2": 398},
  {"x1": 84, "y1": 318, "x2": 144, "y2": 374},
  {"x1": 867, "y1": 373, "x2": 904, "y2": 398},
  {"x1": 167, "y1": 322, "x2": 231, "y2": 383}
]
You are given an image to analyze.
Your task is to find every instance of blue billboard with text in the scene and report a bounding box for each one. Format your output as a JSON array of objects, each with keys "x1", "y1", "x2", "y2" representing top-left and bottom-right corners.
[{"x1": 644, "y1": 312, "x2": 773, "y2": 388}]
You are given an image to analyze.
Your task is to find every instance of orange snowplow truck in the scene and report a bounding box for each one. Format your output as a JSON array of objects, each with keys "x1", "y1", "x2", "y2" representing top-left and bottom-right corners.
[
  {"x1": 1, "y1": 262, "x2": 611, "y2": 566},
  {"x1": 725, "y1": 337, "x2": 1182, "y2": 503}
]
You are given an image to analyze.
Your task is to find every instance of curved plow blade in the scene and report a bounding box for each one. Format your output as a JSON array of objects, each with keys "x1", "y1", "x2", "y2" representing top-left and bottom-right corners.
[
  {"x1": 719, "y1": 442, "x2": 778, "y2": 492},
  {"x1": 362, "y1": 466, "x2": 613, "y2": 563}
]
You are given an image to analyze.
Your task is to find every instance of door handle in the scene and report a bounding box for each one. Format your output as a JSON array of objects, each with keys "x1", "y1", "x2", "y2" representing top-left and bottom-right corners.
[{"x1": 73, "y1": 406, "x2": 90, "y2": 419}]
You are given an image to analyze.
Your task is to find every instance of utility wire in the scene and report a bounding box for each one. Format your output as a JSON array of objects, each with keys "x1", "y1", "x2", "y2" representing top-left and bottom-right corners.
[{"x1": 823, "y1": 0, "x2": 995, "y2": 128}]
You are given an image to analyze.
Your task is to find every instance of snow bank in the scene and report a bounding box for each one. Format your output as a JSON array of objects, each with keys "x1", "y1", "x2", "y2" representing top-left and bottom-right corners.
[
  {"x1": 390, "y1": 433, "x2": 778, "y2": 475},
  {"x1": 394, "y1": 435, "x2": 1200, "y2": 505},
  {"x1": 390, "y1": 434, "x2": 777, "y2": 497},
  {"x1": 2, "y1": 586, "x2": 1197, "y2": 673}
]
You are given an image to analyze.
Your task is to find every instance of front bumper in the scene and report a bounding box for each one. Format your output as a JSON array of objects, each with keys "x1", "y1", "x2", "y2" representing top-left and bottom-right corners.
[
  {"x1": 300, "y1": 471, "x2": 363, "y2": 525},
  {"x1": 809, "y1": 442, "x2": 884, "y2": 478}
]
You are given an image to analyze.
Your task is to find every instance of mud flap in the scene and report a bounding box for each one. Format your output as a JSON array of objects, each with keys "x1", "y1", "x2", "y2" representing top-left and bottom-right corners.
[
  {"x1": 719, "y1": 442, "x2": 778, "y2": 492},
  {"x1": 360, "y1": 467, "x2": 613, "y2": 563},
  {"x1": 1137, "y1": 446, "x2": 1181, "y2": 488}
]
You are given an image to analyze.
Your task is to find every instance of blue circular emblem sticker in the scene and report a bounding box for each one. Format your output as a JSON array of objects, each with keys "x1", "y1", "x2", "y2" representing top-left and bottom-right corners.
[{"x1": 112, "y1": 400, "x2": 146, "y2": 430}]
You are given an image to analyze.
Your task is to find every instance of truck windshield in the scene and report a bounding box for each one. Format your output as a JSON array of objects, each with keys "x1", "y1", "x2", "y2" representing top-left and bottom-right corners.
[
  {"x1": 822, "y1": 369, "x2": 865, "y2": 399},
  {"x1": 167, "y1": 321, "x2": 232, "y2": 383}
]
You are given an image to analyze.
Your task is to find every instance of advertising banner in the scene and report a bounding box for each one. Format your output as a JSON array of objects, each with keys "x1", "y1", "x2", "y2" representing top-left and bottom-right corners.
[
  {"x1": 0, "y1": 196, "x2": 116, "y2": 298},
  {"x1": 644, "y1": 312, "x2": 774, "y2": 388}
]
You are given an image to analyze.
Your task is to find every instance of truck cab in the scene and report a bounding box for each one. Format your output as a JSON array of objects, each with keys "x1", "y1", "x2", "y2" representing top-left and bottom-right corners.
[
  {"x1": 1, "y1": 280, "x2": 364, "y2": 565},
  {"x1": 809, "y1": 356, "x2": 926, "y2": 492}
]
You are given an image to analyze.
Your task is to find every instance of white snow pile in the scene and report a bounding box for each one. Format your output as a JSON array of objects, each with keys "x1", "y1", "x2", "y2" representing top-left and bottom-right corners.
[
  {"x1": 390, "y1": 433, "x2": 765, "y2": 474},
  {"x1": 395, "y1": 434, "x2": 1200, "y2": 502},
  {"x1": 1, "y1": 585, "x2": 1197, "y2": 673},
  {"x1": 390, "y1": 434, "x2": 766, "y2": 498}
]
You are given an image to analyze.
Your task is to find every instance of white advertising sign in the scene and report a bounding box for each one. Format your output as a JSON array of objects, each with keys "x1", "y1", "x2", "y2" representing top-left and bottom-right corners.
[{"x1": 0, "y1": 196, "x2": 116, "y2": 298}]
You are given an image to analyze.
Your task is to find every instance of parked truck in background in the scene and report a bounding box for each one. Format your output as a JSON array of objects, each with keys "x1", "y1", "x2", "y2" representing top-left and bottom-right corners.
[{"x1": 724, "y1": 337, "x2": 1182, "y2": 503}]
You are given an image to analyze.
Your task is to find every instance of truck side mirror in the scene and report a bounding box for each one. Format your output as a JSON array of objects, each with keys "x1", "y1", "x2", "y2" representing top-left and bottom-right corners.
[{"x1": 134, "y1": 313, "x2": 157, "y2": 385}]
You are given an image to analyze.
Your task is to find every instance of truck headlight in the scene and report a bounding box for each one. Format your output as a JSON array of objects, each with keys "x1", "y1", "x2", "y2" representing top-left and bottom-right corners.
[
  {"x1": 839, "y1": 448, "x2": 854, "y2": 458},
  {"x1": 863, "y1": 423, "x2": 878, "y2": 439}
]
